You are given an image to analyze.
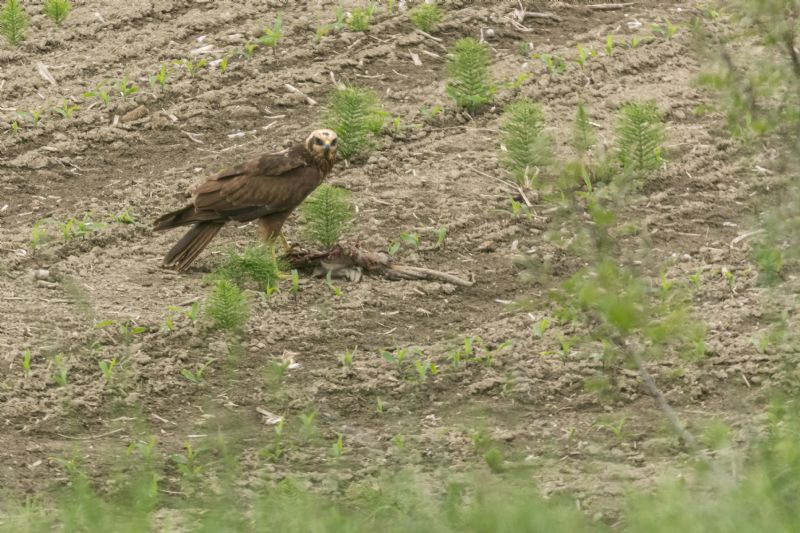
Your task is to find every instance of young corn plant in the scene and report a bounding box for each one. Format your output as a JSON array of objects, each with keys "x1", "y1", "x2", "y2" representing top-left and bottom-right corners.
[
  {"x1": 117, "y1": 76, "x2": 139, "y2": 99},
  {"x1": 0, "y1": 0, "x2": 28, "y2": 45},
  {"x1": 53, "y1": 100, "x2": 78, "y2": 119},
  {"x1": 84, "y1": 81, "x2": 110, "y2": 108},
  {"x1": 149, "y1": 63, "x2": 169, "y2": 89},
  {"x1": 43, "y1": 0, "x2": 70, "y2": 24},
  {"x1": 605, "y1": 35, "x2": 614, "y2": 57},
  {"x1": 205, "y1": 279, "x2": 249, "y2": 333},
  {"x1": 299, "y1": 184, "x2": 355, "y2": 249},
  {"x1": 181, "y1": 58, "x2": 207, "y2": 77},
  {"x1": 571, "y1": 101, "x2": 596, "y2": 157},
  {"x1": 409, "y1": 2, "x2": 442, "y2": 33},
  {"x1": 214, "y1": 245, "x2": 283, "y2": 294},
  {"x1": 98, "y1": 358, "x2": 116, "y2": 385},
  {"x1": 259, "y1": 15, "x2": 282, "y2": 53},
  {"x1": 615, "y1": 101, "x2": 665, "y2": 178},
  {"x1": 445, "y1": 38, "x2": 495, "y2": 113},
  {"x1": 17, "y1": 109, "x2": 41, "y2": 126},
  {"x1": 500, "y1": 99, "x2": 551, "y2": 189},
  {"x1": 53, "y1": 355, "x2": 68, "y2": 387},
  {"x1": 537, "y1": 53, "x2": 566, "y2": 75},
  {"x1": 324, "y1": 84, "x2": 387, "y2": 159},
  {"x1": 22, "y1": 349, "x2": 31, "y2": 377}
]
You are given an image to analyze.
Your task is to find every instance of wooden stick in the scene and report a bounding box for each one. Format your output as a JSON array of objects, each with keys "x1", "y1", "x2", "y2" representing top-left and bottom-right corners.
[{"x1": 285, "y1": 84, "x2": 318, "y2": 106}]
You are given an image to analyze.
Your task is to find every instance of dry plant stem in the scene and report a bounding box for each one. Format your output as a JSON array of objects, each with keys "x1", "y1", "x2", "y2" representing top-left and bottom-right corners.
[
  {"x1": 513, "y1": 10, "x2": 563, "y2": 22},
  {"x1": 284, "y1": 244, "x2": 474, "y2": 287},
  {"x1": 626, "y1": 346, "x2": 698, "y2": 450},
  {"x1": 582, "y1": 3, "x2": 635, "y2": 10}
]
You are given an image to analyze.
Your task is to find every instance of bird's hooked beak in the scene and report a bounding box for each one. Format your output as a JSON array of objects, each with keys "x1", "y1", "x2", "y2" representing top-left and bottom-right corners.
[{"x1": 323, "y1": 143, "x2": 331, "y2": 154}]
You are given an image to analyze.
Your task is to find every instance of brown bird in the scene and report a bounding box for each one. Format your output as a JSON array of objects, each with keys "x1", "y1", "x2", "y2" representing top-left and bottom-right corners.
[{"x1": 153, "y1": 129, "x2": 338, "y2": 271}]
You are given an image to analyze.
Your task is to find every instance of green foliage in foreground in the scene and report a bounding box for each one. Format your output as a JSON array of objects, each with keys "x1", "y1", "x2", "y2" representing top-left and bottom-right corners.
[
  {"x1": 324, "y1": 84, "x2": 387, "y2": 160},
  {"x1": 445, "y1": 38, "x2": 495, "y2": 113},
  {"x1": 213, "y1": 245, "x2": 283, "y2": 293},
  {"x1": 300, "y1": 184, "x2": 355, "y2": 249},
  {"x1": 3, "y1": 400, "x2": 800, "y2": 532},
  {"x1": 0, "y1": 0, "x2": 27, "y2": 45}
]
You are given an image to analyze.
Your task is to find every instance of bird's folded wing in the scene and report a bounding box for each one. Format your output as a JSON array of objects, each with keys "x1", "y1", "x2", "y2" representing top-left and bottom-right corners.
[{"x1": 193, "y1": 149, "x2": 317, "y2": 214}]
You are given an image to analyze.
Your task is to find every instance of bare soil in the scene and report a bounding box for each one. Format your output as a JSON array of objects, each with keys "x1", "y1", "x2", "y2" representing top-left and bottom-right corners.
[{"x1": 0, "y1": 0, "x2": 784, "y2": 522}]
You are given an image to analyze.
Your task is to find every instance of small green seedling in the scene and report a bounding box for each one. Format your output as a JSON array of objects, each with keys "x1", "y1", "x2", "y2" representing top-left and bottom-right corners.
[
  {"x1": 31, "y1": 218, "x2": 50, "y2": 251},
  {"x1": 244, "y1": 42, "x2": 258, "y2": 57},
  {"x1": 298, "y1": 410, "x2": 317, "y2": 441},
  {"x1": 171, "y1": 442, "x2": 202, "y2": 480},
  {"x1": 575, "y1": 43, "x2": 596, "y2": 68},
  {"x1": 180, "y1": 359, "x2": 214, "y2": 384},
  {"x1": 435, "y1": 226, "x2": 447, "y2": 249},
  {"x1": 387, "y1": 241, "x2": 401, "y2": 257},
  {"x1": 109, "y1": 209, "x2": 137, "y2": 224},
  {"x1": 290, "y1": 269, "x2": 300, "y2": 297},
  {"x1": 259, "y1": 15, "x2": 282, "y2": 52},
  {"x1": 630, "y1": 36, "x2": 642, "y2": 49},
  {"x1": 651, "y1": 18, "x2": 679, "y2": 40},
  {"x1": 334, "y1": 1, "x2": 346, "y2": 30},
  {"x1": 605, "y1": 35, "x2": 614, "y2": 57},
  {"x1": 83, "y1": 81, "x2": 110, "y2": 107},
  {"x1": 532, "y1": 318, "x2": 550, "y2": 338},
  {"x1": 376, "y1": 397, "x2": 385, "y2": 413},
  {"x1": 409, "y1": 2, "x2": 443, "y2": 33},
  {"x1": 537, "y1": 54, "x2": 566, "y2": 75},
  {"x1": 339, "y1": 346, "x2": 357, "y2": 370},
  {"x1": 117, "y1": 76, "x2": 139, "y2": 99},
  {"x1": 414, "y1": 359, "x2": 438, "y2": 383},
  {"x1": 400, "y1": 231, "x2": 420, "y2": 248},
  {"x1": 688, "y1": 269, "x2": 702, "y2": 289},
  {"x1": 98, "y1": 358, "x2": 116, "y2": 384},
  {"x1": 348, "y1": 4, "x2": 375, "y2": 31},
  {"x1": 0, "y1": 0, "x2": 28, "y2": 45},
  {"x1": 331, "y1": 433, "x2": 344, "y2": 458},
  {"x1": 22, "y1": 349, "x2": 31, "y2": 377},
  {"x1": 181, "y1": 58, "x2": 207, "y2": 77},
  {"x1": 313, "y1": 24, "x2": 330, "y2": 45},
  {"x1": 218, "y1": 56, "x2": 229, "y2": 74},
  {"x1": 43, "y1": 0, "x2": 71, "y2": 25},
  {"x1": 149, "y1": 63, "x2": 169, "y2": 89},
  {"x1": 53, "y1": 99, "x2": 78, "y2": 119},
  {"x1": 17, "y1": 110, "x2": 42, "y2": 127},
  {"x1": 10, "y1": 120, "x2": 18, "y2": 133},
  {"x1": 53, "y1": 355, "x2": 68, "y2": 386}
]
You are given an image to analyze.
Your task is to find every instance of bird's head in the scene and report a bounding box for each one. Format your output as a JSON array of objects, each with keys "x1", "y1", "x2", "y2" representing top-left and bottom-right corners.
[{"x1": 305, "y1": 129, "x2": 338, "y2": 164}]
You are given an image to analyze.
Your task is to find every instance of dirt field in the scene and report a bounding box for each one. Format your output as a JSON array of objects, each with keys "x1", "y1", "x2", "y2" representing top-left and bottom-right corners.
[{"x1": 0, "y1": 0, "x2": 780, "y2": 522}]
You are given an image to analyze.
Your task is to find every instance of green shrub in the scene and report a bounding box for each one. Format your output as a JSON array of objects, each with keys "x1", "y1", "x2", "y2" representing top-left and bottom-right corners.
[
  {"x1": 300, "y1": 184, "x2": 355, "y2": 249},
  {"x1": 615, "y1": 101, "x2": 665, "y2": 176},
  {"x1": 500, "y1": 99, "x2": 551, "y2": 188},
  {"x1": 324, "y1": 84, "x2": 387, "y2": 159},
  {"x1": 0, "y1": 0, "x2": 28, "y2": 45},
  {"x1": 43, "y1": 0, "x2": 71, "y2": 24},
  {"x1": 205, "y1": 279, "x2": 249, "y2": 333},
  {"x1": 445, "y1": 38, "x2": 495, "y2": 112},
  {"x1": 409, "y1": 2, "x2": 442, "y2": 33},
  {"x1": 214, "y1": 245, "x2": 283, "y2": 293}
]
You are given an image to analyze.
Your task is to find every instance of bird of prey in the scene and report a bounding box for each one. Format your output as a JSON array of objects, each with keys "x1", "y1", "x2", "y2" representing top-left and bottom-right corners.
[{"x1": 153, "y1": 129, "x2": 338, "y2": 271}]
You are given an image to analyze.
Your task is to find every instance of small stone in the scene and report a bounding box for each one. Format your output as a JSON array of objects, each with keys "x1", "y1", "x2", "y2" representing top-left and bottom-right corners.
[{"x1": 33, "y1": 269, "x2": 50, "y2": 280}]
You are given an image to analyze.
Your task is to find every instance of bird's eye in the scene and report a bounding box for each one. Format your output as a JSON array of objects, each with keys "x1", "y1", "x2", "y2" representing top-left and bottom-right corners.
[
  {"x1": 330, "y1": 139, "x2": 337, "y2": 146},
  {"x1": 314, "y1": 138, "x2": 324, "y2": 145}
]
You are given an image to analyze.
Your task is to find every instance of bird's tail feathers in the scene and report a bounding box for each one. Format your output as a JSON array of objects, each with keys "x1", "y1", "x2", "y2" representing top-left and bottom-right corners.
[
  {"x1": 153, "y1": 205, "x2": 197, "y2": 231},
  {"x1": 163, "y1": 222, "x2": 223, "y2": 271}
]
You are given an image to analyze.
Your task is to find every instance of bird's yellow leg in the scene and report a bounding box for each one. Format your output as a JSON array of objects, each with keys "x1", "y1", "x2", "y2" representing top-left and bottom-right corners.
[{"x1": 279, "y1": 231, "x2": 291, "y2": 251}]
